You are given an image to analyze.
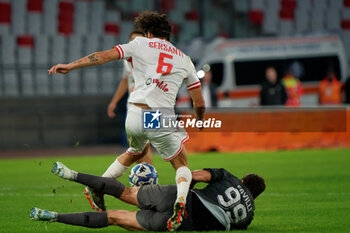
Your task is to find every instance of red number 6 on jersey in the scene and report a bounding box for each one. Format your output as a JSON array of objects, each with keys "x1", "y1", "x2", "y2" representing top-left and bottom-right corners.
[{"x1": 156, "y1": 52, "x2": 173, "y2": 75}]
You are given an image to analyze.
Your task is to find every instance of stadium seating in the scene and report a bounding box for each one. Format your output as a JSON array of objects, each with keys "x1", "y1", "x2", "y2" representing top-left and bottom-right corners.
[
  {"x1": 83, "y1": 35, "x2": 100, "y2": 94},
  {"x1": 249, "y1": 10, "x2": 264, "y2": 26},
  {"x1": 27, "y1": 0, "x2": 44, "y2": 35},
  {"x1": 50, "y1": 35, "x2": 66, "y2": 95},
  {"x1": 326, "y1": 8, "x2": 342, "y2": 31},
  {"x1": 262, "y1": 3, "x2": 279, "y2": 34},
  {"x1": 295, "y1": 8, "x2": 309, "y2": 33},
  {"x1": 17, "y1": 34, "x2": 34, "y2": 95},
  {"x1": 1, "y1": 0, "x2": 350, "y2": 97},
  {"x1": 58, "y1": 1, "x2": 74, "y2": 36},
  {"x1": 43, "y1": 0, "x2": 58, "y2": 35},
  {"x1": 105, "y1": 23, "x2": 120, "y2": 36},
  {"x1": 0, "y1": 1, "x2": 11, "y2": 35},
  {"x1": 160, "y1": 0, "x2": 176, "y2": 12},
  {"x1": 248, "y1": 0, "x2": 350, "y2": 59},
  {"x1": 330, "y1": 0, "x2": 344, "y2": 10},
  {"x1": 249, "y1": 0, "x2": 348, "y2": 35},
  {"x1": 34, "y1": 35, "x2": 50, "y2": 96},
  {"x1": 51, "y1": 35, "x2": 66, "y2": 64},
  {"x1": 3, "y1": 70, "x2": 18, "y2": 96},
  {"x1": 1, "y1": 34, "x2": 15, "y2": 65},
  {"x1": 310, "y1": 7, "x2": 325, "y2": 32},
  {"x1": 250, "y1": 0, "x2": 265, "y2": 10},
  {"x1": 89, "y1": 1, "x2": 105, "y2": 35},
  {"x1": 74, "y1": 1, "x2": 89, "y2": 35},
  {"x1": 12, "y1": 0, "x2": 26, "y2": 35}
]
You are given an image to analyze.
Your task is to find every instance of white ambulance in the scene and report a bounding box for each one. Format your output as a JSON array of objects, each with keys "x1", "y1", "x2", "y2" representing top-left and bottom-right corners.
[{"x1": 178, "y1": 35, "x2": 348, "y2": 107}]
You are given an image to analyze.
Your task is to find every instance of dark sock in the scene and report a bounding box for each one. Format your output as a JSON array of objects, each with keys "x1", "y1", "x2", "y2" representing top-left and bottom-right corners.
[
  {"x1": 76, "y1": 173, "x2": 125, "y2": 198},
  {"x1": 57, "y1": 212, "x2": 108, "y2": 228}
]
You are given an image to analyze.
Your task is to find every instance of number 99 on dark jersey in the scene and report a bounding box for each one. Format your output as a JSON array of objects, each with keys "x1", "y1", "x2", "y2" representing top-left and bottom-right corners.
[{"x1": 192, "y1": 168, "x2": 255, "y2": 230}]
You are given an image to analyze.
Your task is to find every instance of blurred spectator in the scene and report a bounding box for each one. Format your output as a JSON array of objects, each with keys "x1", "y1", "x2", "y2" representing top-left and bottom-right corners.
[
  {"x1": 288, "y1": 61, "x2": 304, "y2": 79},
  {"x1": 201, "y1": 64, "x2": 217, "y2": 107},
  {"x1": 319, "y1": 70, "x2": 342, "y2": 105},
  {"x1": 282, "y1": 69, "x2": 303, "y2": 107},
  {"x1": 260, "y1": 66, "x2": 287, "y2": 106},
  {"x1": 343, "y1": 77, "x2": 350, "y2": 104}
]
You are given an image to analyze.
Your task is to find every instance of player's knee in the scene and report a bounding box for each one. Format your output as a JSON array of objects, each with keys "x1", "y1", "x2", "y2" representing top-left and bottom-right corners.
[
  {"x1": 170, "y1": 157, "x2": 188, "y2": 170},
  {"x1": 131, "y1": 143, "x2": 150, "y2": 160},
  {"x1": 107, "y1": 210, "x2": 139, "y2": 228},
  {"x1": 150, "y1": 213, "x2": 170, "y2": 231},
  {"x1": 170, "y1": 148, "x2": 188, "y2": 169}
]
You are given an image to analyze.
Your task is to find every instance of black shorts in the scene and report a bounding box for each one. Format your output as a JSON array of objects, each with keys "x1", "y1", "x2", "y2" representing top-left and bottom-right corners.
[{"x1": 136, "y1": 184, "x2": 195, "y2": 231}]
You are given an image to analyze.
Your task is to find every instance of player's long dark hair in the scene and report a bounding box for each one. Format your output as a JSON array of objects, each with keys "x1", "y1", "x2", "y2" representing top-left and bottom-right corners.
[
  {"x1": 134, "y1": 11, "x2": 172, "y2": 40},
  {"x1": 242, "y1": 174, "x2": 266, "y2": 199}
]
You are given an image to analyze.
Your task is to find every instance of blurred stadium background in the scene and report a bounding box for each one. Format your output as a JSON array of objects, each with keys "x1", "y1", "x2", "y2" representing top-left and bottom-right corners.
[{"x1": 0, "y1": 0, "x2": 350, "y2": 153}]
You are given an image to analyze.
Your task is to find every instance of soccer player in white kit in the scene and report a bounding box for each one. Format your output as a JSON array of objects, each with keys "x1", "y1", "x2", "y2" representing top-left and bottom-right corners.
[
  {"x1": 107, "y1": 30, "x2": 153, "y2": 165},
  {"x1": 48, "y1": 11, "x2": 205, "y2": 231}
]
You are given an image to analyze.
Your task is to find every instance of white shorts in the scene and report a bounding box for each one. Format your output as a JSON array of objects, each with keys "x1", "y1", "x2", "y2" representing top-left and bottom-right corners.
[{"x1": 125, "y1": 104, "x2": 189, "y2": 161}]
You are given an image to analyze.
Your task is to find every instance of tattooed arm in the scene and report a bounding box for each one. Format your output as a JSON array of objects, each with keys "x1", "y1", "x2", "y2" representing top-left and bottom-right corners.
[{"x1": 48, "y1": 49, "x2": 119, "y2": 75}]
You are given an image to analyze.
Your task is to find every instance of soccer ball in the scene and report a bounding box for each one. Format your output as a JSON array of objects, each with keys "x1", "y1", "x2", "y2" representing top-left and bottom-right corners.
[{"x1": 129, "y1": 163, "x2": 158, "y2": 186}]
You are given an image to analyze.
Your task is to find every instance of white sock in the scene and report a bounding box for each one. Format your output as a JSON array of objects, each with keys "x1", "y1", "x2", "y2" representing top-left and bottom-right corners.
[
  {"x1": 175, "y1": 166, "x2": 192, "y2": 205},
  {"x1": 102, "y1": 158, "x2": 129, "y2": 178}
]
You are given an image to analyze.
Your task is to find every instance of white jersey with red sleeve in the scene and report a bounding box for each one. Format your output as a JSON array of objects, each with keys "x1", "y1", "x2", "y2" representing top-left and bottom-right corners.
[{"x1": 114, "y1": 37, "x2": 201, "y2": 108}]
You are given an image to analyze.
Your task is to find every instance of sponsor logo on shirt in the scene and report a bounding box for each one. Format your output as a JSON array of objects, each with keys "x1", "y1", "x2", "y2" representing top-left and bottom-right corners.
[
  {"x1": 145, "y1": 78, "x2": 152, "y2": 85},
  {"x1": 153, "y1": 79, "x2": 169, "y2": 92}
]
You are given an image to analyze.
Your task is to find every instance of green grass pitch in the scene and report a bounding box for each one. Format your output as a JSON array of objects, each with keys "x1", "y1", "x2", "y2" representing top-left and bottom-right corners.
[{"x1": 1, "y1": 148, "x2": 350, "y2": 233}]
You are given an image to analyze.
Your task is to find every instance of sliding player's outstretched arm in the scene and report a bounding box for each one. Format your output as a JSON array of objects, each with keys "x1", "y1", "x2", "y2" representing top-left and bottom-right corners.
[
  {"x1": 192, "y1": 169, "x2": 211, "y2": 182},
  {"x1": 48, "y1": 49, "x2": 119, "y2": 75},
  {"x1": 190, "y1": 169, "x2": 228, "y2": 188},
  {"x1": 190, "y1": 169, "x2": 211, "y2": 188}
]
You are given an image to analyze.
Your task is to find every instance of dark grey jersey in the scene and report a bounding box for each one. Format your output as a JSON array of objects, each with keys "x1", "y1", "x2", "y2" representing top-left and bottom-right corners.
[{"x1": 192, "y1": 168, "x2": 255, "y2": 230}]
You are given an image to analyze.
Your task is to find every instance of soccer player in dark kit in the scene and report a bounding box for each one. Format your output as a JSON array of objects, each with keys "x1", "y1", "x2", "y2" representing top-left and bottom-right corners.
[{"x1": 30, "y1": 162, "x2": 266, "y2": 231}]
